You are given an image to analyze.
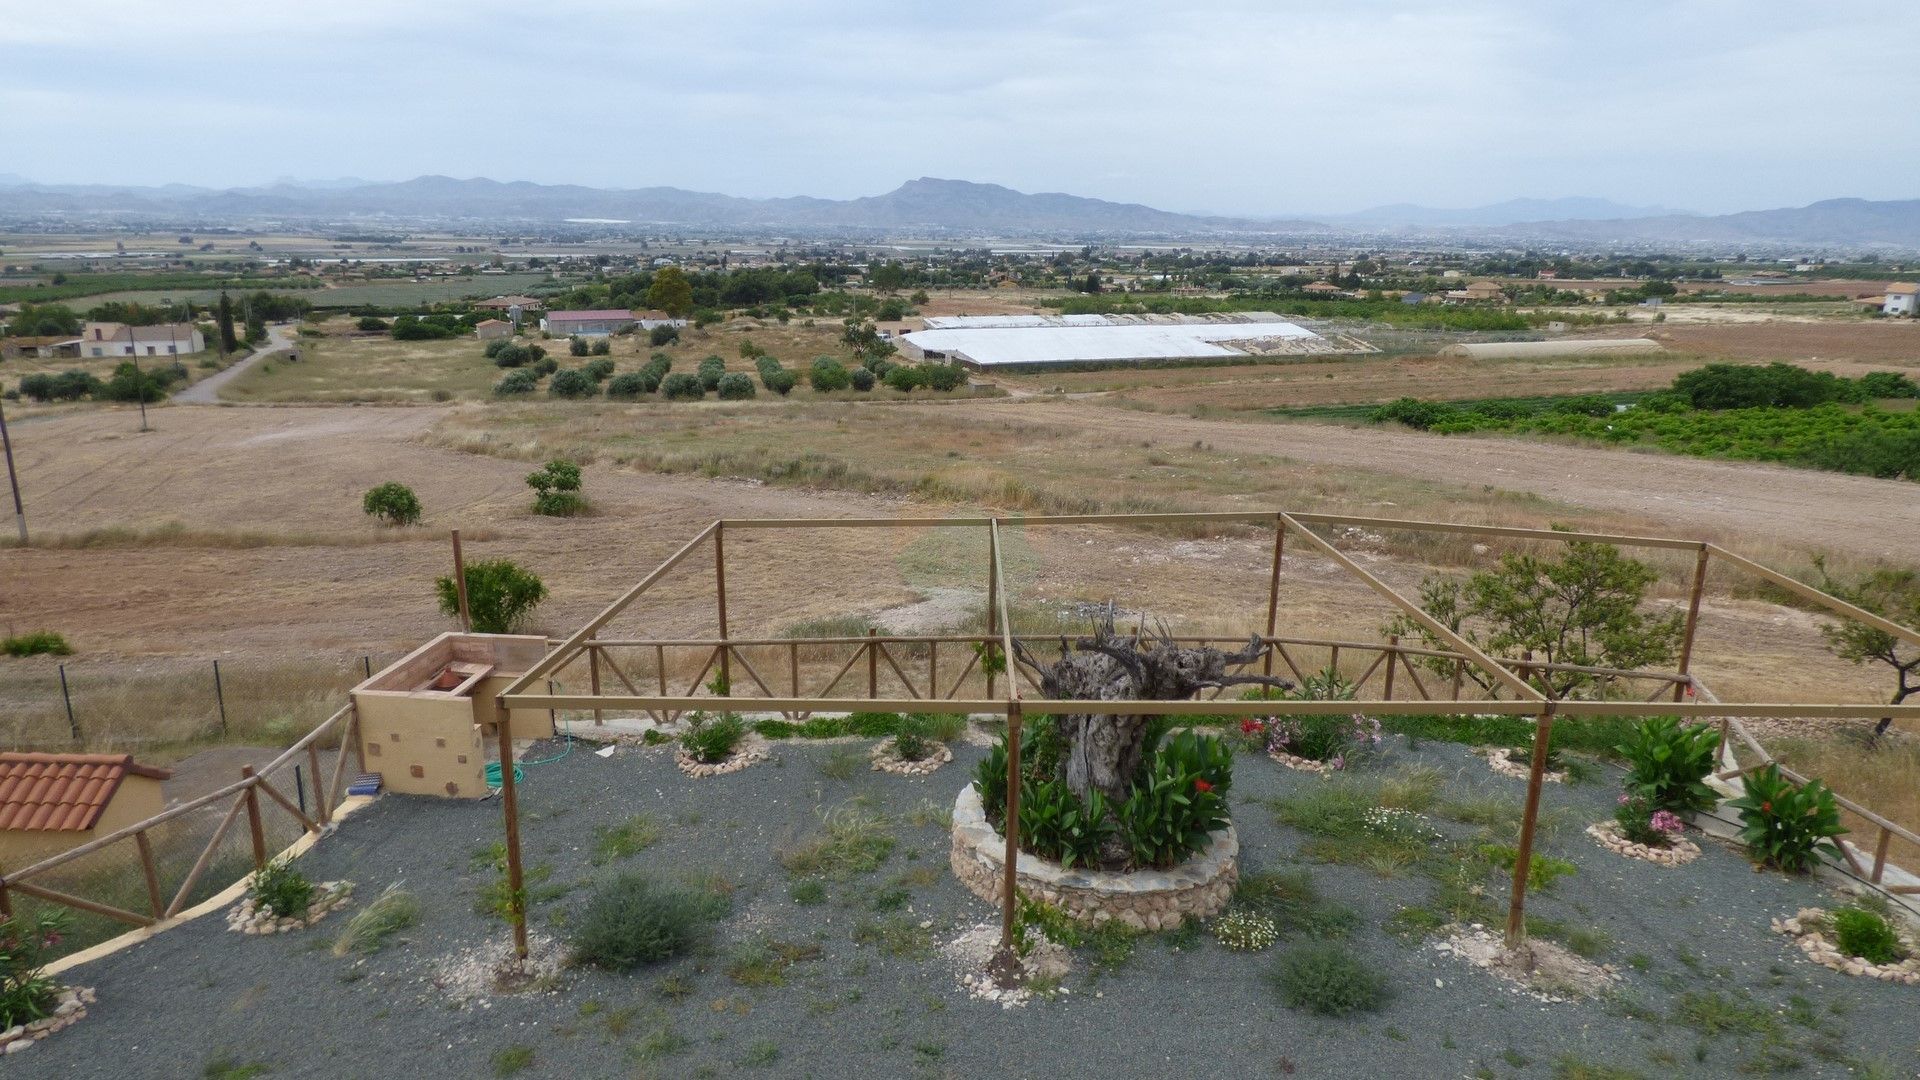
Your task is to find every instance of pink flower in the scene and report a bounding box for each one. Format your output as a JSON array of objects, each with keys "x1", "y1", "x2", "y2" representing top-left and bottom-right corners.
[
  {"x1": 1649, "y1": 810, "x2": 1684, "y2": 835},
  {"x1": 1617, "y1": 793, "x2": 1632, "y2": 806}
]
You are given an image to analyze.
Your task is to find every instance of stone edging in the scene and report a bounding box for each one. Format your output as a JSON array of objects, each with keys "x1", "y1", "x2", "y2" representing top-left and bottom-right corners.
[
  {"x1": 948, "y1": 784, "x2": 1236, "y2": 931},
  {"x1": 675, "y1": 737, "x2": 770, "y2": 778},
  {"x1": 1585, "y1": 820, "x2": 1701, "y2": 866},
  {"x1": 1267, "y1": 751, "x2": 1334, "y2": 775},
  {"x1": 0, "y1": 986, "x2": 93, "y2": 1055},
  {"x1": 871, "y1": 740, "x2": 952, "y2": 776},
  {"x1": 1485, "y1": 747, "x2": 1566, "y2": 783},
  {"x1": 227, "y1": 880, "x2": 353, "y2": 934},
  {"x1": 1772, "y1": 907, "x2": 1920, "y2": 985}
]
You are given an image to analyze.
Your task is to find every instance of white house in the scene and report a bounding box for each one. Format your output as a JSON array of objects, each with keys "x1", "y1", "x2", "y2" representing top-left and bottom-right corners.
[
  {"x1": 1883, "y1": 282, "x2": 1918, "y2": 317},
  {"x1": 80, "y1": 322, "x2": 206, "y2": 358}
]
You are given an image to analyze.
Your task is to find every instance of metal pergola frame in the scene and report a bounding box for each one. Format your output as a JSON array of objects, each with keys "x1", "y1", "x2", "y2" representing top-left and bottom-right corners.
[{"x1": 487, "y1": 511, "x2": 1920, "y2": 963}]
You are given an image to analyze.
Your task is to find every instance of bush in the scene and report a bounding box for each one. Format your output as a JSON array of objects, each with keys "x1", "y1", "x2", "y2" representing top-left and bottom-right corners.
[
  {"x1": 590, "y1": 338, "x2": 611, "y2": 356},
  {"x1": 492, "y1": 343, "x2": 530, "y2": 368},
  {"x1": 606, "y1": 372, "x2": 650, "y2": 399},
  {"x1": 883, "y1": 365, "x2": 924, "y2": 393},
  {"x1": 1371, "y1": 397, "x2": 1459, "y2": 430},
  {"x1": 0, "y1": 911, "x2": 69, "y2": 1029},
  {"x1": 570, "y1": 872, "x2": 726, "y2": 971},
  {"x1": 1018, "y1": 778, "x2": 1113, "y2": 870},
  {"x1": 923, "y1": 364, "x2": 966, "y2": 392},
  {"x1": 19, "y1": 370, "x2": 101, "y2": 402},
  {"x1": 436, "y1": 559, "x2": 547, "y2": 633},
  {"x1": 2, "y1": 631, "x2": 72, "y2": 657},
  {"x1": 1728, "y1": 764, "x2": 1846, "y2": 873},
  {"x1": 848, "y1": 366, "x2": 876, "y2": 391},
  {"x1": 681, "y1": 711, "x2": 747, "y2": 763},
  {"x1": 483, "y1": 337, "x2": 512, "y2": 359},
  {"x1": 661, "y1": 373, "x2": 704, "y2": 400},
  {"x1": 648, "y1": 324, "x2": 679, "y2": 346},
  {"x1": 526, "y1": 459, "x2": 585, "y2": 515},
  {"x1": 568, "y1": 336, "x2": 589, "y2": 357},
  {"x1": 695, "y1": 355, "x2": 727, "y2": 390},
  {"x1": 1833, "y1": 908, "x2": 1906, "y2": 965},
  {"x1": 1115, "y1": 753, "x2": 1229, "y2": 869},
  {"x1": 1269, "y1": 942, "x2": 1391, "y2": 1015},
  {"x1": 1617, "y1": 717, "x2": 1720, "y2": 813},
  {"x1": 716, "y1": 372, "x2": 756, "y2": 400},
  {"x1": 249, "y1": 856, "x2": 315, "y2": 919},
  {"x1": 391, "y1": 316, "x2": 455, "y2": 340},
  {"x1": 583, "y1": 357, "x2": 615, "y2": 382},
  {"x1": 494, "y1": 369, "x2": 538, "y2": 395},
  {"x1": 548, "y1": 369, "x2": 598, "y2": 399},
  {"x1": 1613, "y1": 793, "x2": 1685, "y2": 848},
  {"x1": 361, "y1": 481, "x2": 422, "y2": 526},
  {"x1": 809, "y1": 356, "x2": 851, "y2": 392},
  {"x1": 531, "y1": 355, "x2": 558, "y2": 377},
  {"x1": 356, "y1": 316, "x2": 389, "y2": 332}
]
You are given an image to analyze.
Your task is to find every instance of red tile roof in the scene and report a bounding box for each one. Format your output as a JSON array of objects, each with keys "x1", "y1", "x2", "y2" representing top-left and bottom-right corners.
[{"x1": 0, "y1": 753, "x2": 171, "y2": 832}]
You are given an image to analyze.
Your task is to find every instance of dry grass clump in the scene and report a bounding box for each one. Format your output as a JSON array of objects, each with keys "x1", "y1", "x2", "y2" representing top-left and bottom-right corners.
[{"x1": 333, "y1": 884, "x2": 420, "y2": 955}]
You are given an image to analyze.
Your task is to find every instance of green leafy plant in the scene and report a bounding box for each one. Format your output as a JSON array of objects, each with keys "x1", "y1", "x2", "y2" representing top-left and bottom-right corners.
[
  {"x1": 249, "y1": 856, "x2": 315, "y2": 919},
  {"x1": 660, "y1": 372, "x2": 704, "y2": 400},
  {"x1": 1018, "y1": 778, "x2": 1113, "y2": 870},
  {"x1": 680, "y1": 711, "x2": 746, "y2": 764},
  {"x1": 606, "y1": 371, "x2": 649, "y2": 399},
  {"x1": 2, "y1": 631, "x2": 72, "y2": 657},
  {"x1": 436, "y1": 559, "x2": 546, "y2": 633},
  {"x1": 361, "y1": 481, "x2": 422, "y2": 526},
  {"x1": 0, "y1": 910, "x2": 69, "y2": 1028},
  {"x1": 1617, "y1": 717, "x2": 1720, "y2": 813},
  {"x1": 1151, "y1": 730, "x2": 1233, "y2": 797},
  {"x1": 889, "y1": 714, "x2": 935, "y2": 762},
  {"x1": 526, "y1": 459, "x2": 586, "y2": 516},
  {"x1": 1269, "y1": 941, "x2": 1391, "y2": 1016},
  {"x1": 780, "y1": 804, "x2": 895, "y2": 879},
  {"x1": 716, "y1": 372, "x2": 756, "y2": 400},
  {"x1": 493, "y1": 369, "x2": 537, "y2": 395},
  {"x1": 973, "y1": 740, "x2": 1008, "y2": 822},
  {"x1": 569, "y1": 872, "x2": 727, "y2": 971},
  {"x1": 697, "y1": 355, "x2": 727, "y2": 390},
  {"x1": 1728, "y1": 764, "x2": 1846, "y2": 873},
  {"x1": 1832, "y1": 907, "x2": 1906, "y2": 965},
  {"x1": 1115, "y1": 755, "x2": 1229, "y2": 869}
]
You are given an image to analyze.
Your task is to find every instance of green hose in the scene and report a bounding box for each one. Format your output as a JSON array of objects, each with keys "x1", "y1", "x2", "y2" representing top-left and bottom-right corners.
[{"x1": 486, "y1": 713, "x2": 575, "y2": 790}]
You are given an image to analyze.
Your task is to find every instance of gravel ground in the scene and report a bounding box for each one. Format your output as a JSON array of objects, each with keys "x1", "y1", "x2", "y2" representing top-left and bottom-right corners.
[{"x1": 16, "y1": 733, "x2": 1919, "y2": 1080}]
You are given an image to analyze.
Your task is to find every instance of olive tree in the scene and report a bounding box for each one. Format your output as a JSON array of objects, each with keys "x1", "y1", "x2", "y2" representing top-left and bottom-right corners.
[
  {"x1": 1816, "y1": 563, "x2": 1920, "y2": 740},
  {"x1": 361, "y1": 482, "x2": 422, "y2": 526}
]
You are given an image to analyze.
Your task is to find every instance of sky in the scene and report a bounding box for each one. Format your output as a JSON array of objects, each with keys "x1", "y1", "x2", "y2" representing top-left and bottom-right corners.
[{"x1": 2, "y1": 1, "x2": 1914, "y2": 216}]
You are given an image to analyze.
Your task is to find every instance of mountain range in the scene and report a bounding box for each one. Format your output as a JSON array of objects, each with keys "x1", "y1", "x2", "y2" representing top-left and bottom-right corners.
[{"x1": 1, "y1": 175, "x2": 1916, "y2": 249}]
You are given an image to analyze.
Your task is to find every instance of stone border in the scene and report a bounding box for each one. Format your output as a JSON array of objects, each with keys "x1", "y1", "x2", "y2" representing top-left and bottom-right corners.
[
  {"x1": 1585, "y1": 820, "x2": 1701, "y2": 867},
  {"x1": 1485, "y1": 747, "x2": 1566, "y2": 783},
  {"x1": 1772, "y1": 907, "x2": 1920, "y2": 985},
  {"x1": 871, "y1": 739, "x2": 952, "y2": 776},
  {"x1": 1268, "y1": 750, "x2": 1335, "y2": 776},
  {"x1": 0, "y1": 986, "x2": 93, "y2": 1055},
  {"x1": 948, "y1": 784, "x2": 1236, "y2": 931},
  {"x1": 227, "y1": 880, "x2": 353, "y2": 934},
  {"x1": 675, "y1": 736, "x2": 770, "y2": 778}
]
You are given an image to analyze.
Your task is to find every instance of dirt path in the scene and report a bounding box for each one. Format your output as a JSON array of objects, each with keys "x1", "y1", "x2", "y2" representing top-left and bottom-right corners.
[
  {"x1": 171, "y1": 323, "x2": 296, "y2": 404},
  {"x1": 924, "y1": 398, "x2": 1920, "y2": 563}
]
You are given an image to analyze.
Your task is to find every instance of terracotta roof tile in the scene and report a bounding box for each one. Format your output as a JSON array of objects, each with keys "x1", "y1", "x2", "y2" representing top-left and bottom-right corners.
[{"x1": 0, "y1": 753, "x2": 171, "y2": 833}]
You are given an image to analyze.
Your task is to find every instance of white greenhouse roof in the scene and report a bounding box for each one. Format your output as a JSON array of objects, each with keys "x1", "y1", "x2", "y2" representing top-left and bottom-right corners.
[{"x1": 903, "y1": 313, "x2": 1328, "y2": 366}]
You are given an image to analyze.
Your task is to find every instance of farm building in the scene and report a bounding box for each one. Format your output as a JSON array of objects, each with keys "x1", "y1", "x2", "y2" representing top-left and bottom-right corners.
[
  {"x1": 1445, "y1": 280, "x2": 1509, "y2": 303},
  {"x1": 1438, "y1": 338, "x2": 1663, "y2": 360},
  {"x1": 0, "y1": 752, "x2": 171, "y2": 865},
  {"x1": 898, "y1": 313, "x2": 1341, "y2": 368},
  {"x1": 79, "y1": 322, "x2": 205, "y2": 358},
  {"x1": 1, "y1": 335, "x2": 81, "y2": 359},
  {"x1": 475, "y1": 295, "x2": 542, "y2": 312},
  {"x1": 540, "y1": 310, "x2": 636, "y2": 336},
  {"x1": 1884, "y1": 283, "x2": 1918, "y2": 316},
  {"x1": 474, "y1": 319, "x2": 513, "y2": 341}
]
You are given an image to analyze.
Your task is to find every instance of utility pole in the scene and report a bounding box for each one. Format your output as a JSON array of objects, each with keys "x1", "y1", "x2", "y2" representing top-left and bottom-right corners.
[
  {"x1": 131, "y1": 332, "x2": 151, "y2": 433},
  {"x1": 0, "y1": 394, "x2": 25, "y2": 543}
]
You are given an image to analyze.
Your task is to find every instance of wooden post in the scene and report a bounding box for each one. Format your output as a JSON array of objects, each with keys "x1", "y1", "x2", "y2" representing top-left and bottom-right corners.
[
  {"x1": 1263, "y1": 516, "x2": 1285, "y2": 677},
  {"x1": 928, "y1": 640, "x2": 938, "y2": 700},
  {"x1": 349, "y1": 704, "x2": 367, "y2": 776},
  {"x1": 240, "y1": 766, "x2": 267, "y2": 870},
  {"x1": 867, "y1": 628, "x2": 879, "y2": 699},
  {"x1": 0, "y1": 884, "x2": 11, "y2": 921},
  {"x1": 1674, "y1": 544, "x2": 1710, "y2": 702},
  {"x1": 1383, "y1": 635, "x2": 1398, "y2": 700},
  {"x1": 997, "y1": 700, "x2": 1024, "y2": 957},
  {"x1": 588, "y1": 642, "x2": 603, "y2": 726},
  {"x1": 714, "y1": 524, "x2": 731, "y2": 694},
  {"x1": 307, "y1": 743, "x2": 329, "y2": 824},
  {"x1": 494, "y1": 704, "x2": 530, "y2": 960},
  {"x1": 1451, "y1": 659, "x2": 1464, "y2": 700},
  {"x1": 135, "y1": 831, "x2": 164, "y2": 918},
  {"x1": 451, "y1": 529, "x2": 471, "y2": 633},
  {"x1": 1504, "y1": 709, "x2": 1556, "y2": 949},
  {"x1": 985, "y1": 525, "x2": 1000, "y2": 699},
  {"x1": 789, "y1": 641, "x2": 800, "y2": 697}
]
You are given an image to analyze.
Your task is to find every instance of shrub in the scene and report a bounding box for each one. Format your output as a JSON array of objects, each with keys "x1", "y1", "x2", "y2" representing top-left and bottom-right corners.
[
  {"x1": 0, "y1": 911, "x2": 69, "y2": 1029},
  {"x1": 483, "y1": 337, "x2": 511, "y2": 359},
  {"x1": 890, "y1": 714, "x2": 936, "y2": 762},
  {"x1": 606, "y1": 372, "x2": 650, "y2": 399},
  {"x1": 762, "y1": 368, "x2": 796, "y2": 395},
  {"x1": 548, "y1": 368, "x2": 598, "y2": 399},
  {"x1": 249, "y1": 856, "x2": 315, "y2": 919},
  {"x1": 589, "y1": 338, "x2": 611, "y2": 356},
  {"x1": 492, "y1": 342, "x2": 530, "y2": 368},
  {"x1": 681, "y1": 711, "x2": 747, "y2": 763},
  {"x1": 848, "y1": 366, "x2": 876, "y2": 391},
  {"x1": 568, "y1": 336, "x2": 589, "y2": 357},
  {"x1": 332, "y1": 885, "x2": 419, "y2": 956},
  {"x1": 531, "y1": 355, "x2": 557, "y2": 377},
  {"x1": 18, "y1": 370, "x2": 100, "y2": 402},
  {"x1": 716, "y1": 372, "x2": 756, "y2": 400},
  {"x1": 2, "y1": 631, "x2": 72, "y2": 657},
  {"x1": 883, "y1": 365, "x2": 923, "y2": 393},
  {"x1": 361, "y1": 481, "x2": 422, "y2": 526},
  {"x1": 583, "y1": 357, "x2": 616, "y2": 381},
  {"x1": 1269, "y1": 942, "x2": 1390, "y2": 1015},
  {"x1": 1115, "y1": 754, "x2": 1229, "y2": 869},
  {"x1": 809, "y1": 356, "x2": 851, "y2": 392},
  {"x1": 357, "y1": 316, "x2": 389, "y2": 332},
  {"x1": 1370, "y1": 397, "x2": 1459, "y2": 430},
  {"x1": 1018, "y1": 778, "x2": 1113, "y2": 870},
  {"x1": 697, "y1": 355, "x2": 727, "y2": 390},
  {"x1": 923, "y1": 364, "x2": 966, "y2": 392},
  {"x1": 648, "y1": 324, "x2": 679, "y2": 346},
  {"x1": 494, "y1": 369, "x2": 537, "y2": 395},
  {"x1": 391, "y1": 316, "x2": 455, "y2": 340},
  {"x1": 661, "y1": 373, "x2": 704, "y2": 400},
  {"x1": 526, "y1": 459, "x2": 585, "y2": 515},
  {"x1": 1728, "y1": 764, "x2": 1846, "y2": 873},
  {"x1": 436, "y1": 559, "x2": 547, "y2": 633},
  {"x1": 973, "y1": 740, "x2": 1008, "y2": 823},
  {"x1": 1617, "y1": 717, "x2": 1720, "y2": 814},
  {"x1": 1832, "y1": 908, "x2": 1906, "y2": 965},
  {"x1": 1613, "y1": 793, "x2": 1685, "y2": 847},
  {"x1": 570, "y1": 873, "x2": 726, "y2": 971}
]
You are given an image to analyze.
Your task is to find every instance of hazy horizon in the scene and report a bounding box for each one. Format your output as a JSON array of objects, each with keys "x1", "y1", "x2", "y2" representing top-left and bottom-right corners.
[{"x1": 3, "y1": 1, "x2": 1915, "y2": 217}]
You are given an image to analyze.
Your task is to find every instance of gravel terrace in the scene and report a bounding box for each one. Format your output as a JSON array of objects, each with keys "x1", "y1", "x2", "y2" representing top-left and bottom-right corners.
[{"x1": 16, "y1": 734, "x2": 1918, "y2": 1080}]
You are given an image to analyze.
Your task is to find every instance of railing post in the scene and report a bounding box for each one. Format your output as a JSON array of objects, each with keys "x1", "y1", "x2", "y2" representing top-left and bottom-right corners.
[
  {"x1": 867, "y1": 628, "x2": 879, "y2": 699},
  {"x1": 451, "y1": 528, "x2": 472, "y2": 633},
  {"x1": 714, "y1": 523, "x2": 731, "y2": 694},
  {"x1": 59, "y1": 663, "x2": 78, "y2": 742},
  {"x1": 212, "y1": 659, "x2": 229, "y2": 735},
  {"x1": 1674, "y1": 544, "x2": 1710, "y2": 702},
  {"x1": 1451, "y1": 658, "x2": 1464, "y2": 700},
  {"x1": 134, "y1": 831, "x2": 164, "y2": 918},
  {"x1": 1383, "y1": 635, "x2": 1398, "y2": 701},
  {"x1": 0, "y1": 884, "x2": 11, "y2": 921},
  {"x1": 928, "y1": 640, "x2": 938, "y2": 700},
  {"x1": 1871, "y1": 827, "x2": 1893, "y2": 884},
  {"x1": 240, "y1": 766, "x2": 267, "y2": 871},
  {"x1": 1264, "y1": 515, "x2": 1285, "y2": 677},
  {"x1": 985, "y1": 526, "x2": 1000, "y2": 699},
  {"x1": 494, "y1": 704, "x2": 530, "y2": 961},
  {"x1": 307, "y1": 742, "x2": 329, "y2": 824},
  {"x1": 588, "y1": 642, "x2": 603, "y2": 726},
  {"x1": 994, "y1": 699, "x2": 1024, "y2": 975},
  {"x1": 1504, "y1": 708, "x2": 1556, "y2": 949}
]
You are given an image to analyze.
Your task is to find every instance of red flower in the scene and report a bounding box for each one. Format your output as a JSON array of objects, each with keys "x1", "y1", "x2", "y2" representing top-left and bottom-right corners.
[
  {"x1": 1194, "y1": 778, "x2": 1214, "y2": 793},
  {"x1": 1240, "y1": 719, "x2": 1264, "y2": 733},
  {"x1": 1760, "y1": 800, "x2": 1772, "y2": 813}
]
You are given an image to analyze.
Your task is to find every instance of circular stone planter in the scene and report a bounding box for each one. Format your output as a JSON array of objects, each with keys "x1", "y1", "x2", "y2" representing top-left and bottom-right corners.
[
  {"x1": 948, "y1": 785, "x2": 1236, "y2": 931},
  {"x1": 0, "y1": 986, "x2": 93, "y2": 1055},
  {"x1": 675, "y1": 738, "x2": 770, "y2": 778},
  {"x1": 871, "y1": 740, "x2": 952, "y2": 777},
  {"x1": 227, "y1": 880, "x2": 353, "y2": 935},
  {"x1": 1268, "y1": 750, "x2": 1336, "y2": 775},
  {"x1": 1485, "y1": 747, "x2": 1566, "y2": 784},
  {"x1": 1584, "y1": 820, "x2": 1701, "y2": 866},
  {"x1": 1773, "y1": 907, "x2": 1920, "y2": 985}
]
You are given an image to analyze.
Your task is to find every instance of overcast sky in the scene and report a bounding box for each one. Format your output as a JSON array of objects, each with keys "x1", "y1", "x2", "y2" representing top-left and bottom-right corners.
[{"x1": 3, "y1": 1, "x2": 1913, "y2": 215}]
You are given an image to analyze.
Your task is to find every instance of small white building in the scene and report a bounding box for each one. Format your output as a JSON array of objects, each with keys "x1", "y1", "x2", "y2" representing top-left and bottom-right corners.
[
  {"x1": 1883, "y1": 282, "x2": 1918, "y2": 317},
  {"x1": 79, "y1": 322, "x2": 206, "y2": 358}
]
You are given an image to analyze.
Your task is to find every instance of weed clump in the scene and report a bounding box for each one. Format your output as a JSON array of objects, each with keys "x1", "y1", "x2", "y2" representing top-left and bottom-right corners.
[
  {"x1": 570, "y1": 873, "x2": 727, "y2": 971},
  {"x1": 1269, "y1": 941, "x2": 1391, "y2": 1016}
]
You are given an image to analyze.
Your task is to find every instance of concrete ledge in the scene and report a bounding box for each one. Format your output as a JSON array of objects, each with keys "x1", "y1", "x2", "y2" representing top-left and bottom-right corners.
[{"x1": 947, "y1": 784, "x2": 1236, "y2": 931}]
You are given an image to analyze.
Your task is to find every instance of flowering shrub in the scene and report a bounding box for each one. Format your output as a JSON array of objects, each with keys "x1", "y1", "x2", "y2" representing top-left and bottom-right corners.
[
  {"x1": 1360, "y1": 807, "x2": 1443, "y2": 845},
  {"x1": 249, "y1": 856, "x2": 315, "y2": 920},
  {"x1": 1114, "y1": 757, "x2": 1230, "y2": 870},
  {"x1": 1212, "y1": 910, "x2": 1280, "y2": 952},
  {"x1": 1728, "y1": 764, "x2": 1846, "y2": 873},
  {"x1": 1617, "y1": 716, "x2": 1721, "y2": 814},
  {"x1": 681, "y1": 711, "x2": 747, "y2": 764},
  {"x1": 1614, "y1": 793, "x2": 1686, "y2": 847},
  {"x1": 0, "y1": 911, "x2": 68, "y2": 1028},
  {"x1": 1254, "y1": 668, "x2": 1382, "y2": 769}
]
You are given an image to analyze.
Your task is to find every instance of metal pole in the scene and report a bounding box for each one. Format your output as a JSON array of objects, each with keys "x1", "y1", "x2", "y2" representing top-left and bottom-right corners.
[
  {"x1": 213, "y1": 659, "x2": 229, "y2": 734},
  {"x1": 294, "y1": 764, "x2": 306, "y2": 814},
  {"x1": 1263, "y1": 515, "x2": 1284, "y2": 677},
  {"x1": 0, "y1": 395, "x2": 25, "y2": 543},
  {"x1": 363, "y1": 655, "x2": 372, "y2": 680},
  {"x1": 714, "y1": 523, "x2": 730, "y2": 694},
  {"x1": 494, "y1": 704, "x2": 530, "y2": 960},
  {"x1": 59, "y1": 663, "x2": 78, "y2": 742},
  {"x1": 451, "y1": 530, "x2": 472, "y2": 632},
  {"x1": 1673, "y1": 545, "x2": 1710, "y2": 702},
  {"x1": 1504, "y1": 708, "x2": 1556, "y2": 949}
]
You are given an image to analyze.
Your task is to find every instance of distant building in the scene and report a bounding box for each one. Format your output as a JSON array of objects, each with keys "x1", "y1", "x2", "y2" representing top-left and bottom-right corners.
[
  {"x1": 1884, "y1": 283, "x2": 1918, "y2": 316},
  {"x1": 1462, "y1": 280, "x2": 1507, "y2": 302},
  {"x1": 541, "y1": 309, "x2": 637, "y2": 336},
  {"x1": 1399, "y1": 292, "x2": 1428, "y2": 305},
  {"x1": 630, "y1": 309, "x2": 688, "y2": 331},
  {"x1": 475, "y1": 295, "x2": 542, "y2": 312},
  {"x1": 0, "y1": 753, "x2": 171, "y2": 864},
  {"x1": 1301, "y1": 282, "x2": 1343, "y2": 295},
  {"x1": 475, "y1": 319, "x2": 513, "y2": 341},
  {"x1": 79, "y1": 322, "x2": 206, "y2": 358},
  {"x1": 1, "y1": 335, "x2": 81, "y2": 360}
]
